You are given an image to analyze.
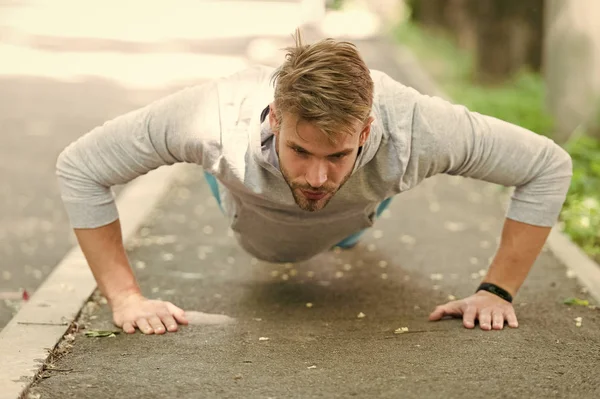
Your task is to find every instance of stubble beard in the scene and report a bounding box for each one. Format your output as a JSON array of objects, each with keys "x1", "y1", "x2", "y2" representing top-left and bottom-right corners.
[{"x1": 279, "y1": 161, "x2": 352, "y2": 212}]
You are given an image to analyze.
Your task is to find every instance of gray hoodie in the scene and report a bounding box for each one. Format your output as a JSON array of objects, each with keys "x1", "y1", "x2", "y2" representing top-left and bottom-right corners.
[{"x1": 56, "y1": 65, "x2": 573, "y2": 262}]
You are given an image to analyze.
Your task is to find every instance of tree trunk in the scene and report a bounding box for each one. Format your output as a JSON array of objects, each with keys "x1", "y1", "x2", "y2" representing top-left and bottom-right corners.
[
  {"x1": 473, "y1": 0, "x2": 545, "y2": 84},
  {"x1": 544, "y1": 0, "x2": 600, "y2": 142}
]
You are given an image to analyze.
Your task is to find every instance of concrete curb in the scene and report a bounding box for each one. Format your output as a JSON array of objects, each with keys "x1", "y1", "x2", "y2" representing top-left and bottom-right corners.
[
  {"x1": 0, "y1": 163, "x2": 189, "y2": 399},
  {"x1": 389, "y1": 37, "x2": 600, "y2": 306}
]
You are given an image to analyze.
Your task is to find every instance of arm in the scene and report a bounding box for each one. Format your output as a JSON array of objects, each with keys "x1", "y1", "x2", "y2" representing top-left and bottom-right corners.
[
  {"x1": 403, "y1": 91, "x2": 572, "y2": 329},
  {"x1": 484, "y1": 218, "x2": 551, "y2": 298},
  {"x1": 56, "y1": 81, "x2": 222, "y2": 333}
]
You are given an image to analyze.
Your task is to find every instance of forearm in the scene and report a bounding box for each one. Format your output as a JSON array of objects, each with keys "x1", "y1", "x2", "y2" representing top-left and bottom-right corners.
[
  {"x1": 74, "y1": 219, "x2": 141, "y2": 306},
  {"x1": 482, "y1": 217, "x2": 552, "y2": 297}
]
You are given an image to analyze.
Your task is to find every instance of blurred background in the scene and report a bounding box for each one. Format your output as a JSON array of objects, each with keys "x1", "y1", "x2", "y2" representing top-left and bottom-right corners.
[{"x1": 0, "y1": 0, "x2": 598, "y2": 330}]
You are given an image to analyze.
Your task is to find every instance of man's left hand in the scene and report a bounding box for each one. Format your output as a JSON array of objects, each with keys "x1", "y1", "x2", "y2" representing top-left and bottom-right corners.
[{"x1": 428, "y1": 290, "x2": 519, "y2": 330}]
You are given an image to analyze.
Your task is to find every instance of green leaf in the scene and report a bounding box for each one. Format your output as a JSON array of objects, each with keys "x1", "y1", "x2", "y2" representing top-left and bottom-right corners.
[
  {"x1": 85, "y1": 330, "x2": 121, "y2": 338},
  {"x1": 563, "y1": 297, "x2": 590, "y2": 306}
]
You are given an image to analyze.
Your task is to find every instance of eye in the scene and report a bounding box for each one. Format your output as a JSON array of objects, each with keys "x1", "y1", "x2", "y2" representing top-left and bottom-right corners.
[
  {"x1": 329, "y1": 153, "x2": 347, "y2": 160},
  {"x1": 293, "y1": 147, "x2": 308, "y2": 155}
]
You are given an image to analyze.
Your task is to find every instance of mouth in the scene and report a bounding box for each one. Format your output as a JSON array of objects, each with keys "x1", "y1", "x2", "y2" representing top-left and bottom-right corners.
[{"x1": 300, "y1": 189, "x2": 328, "y2": 201}]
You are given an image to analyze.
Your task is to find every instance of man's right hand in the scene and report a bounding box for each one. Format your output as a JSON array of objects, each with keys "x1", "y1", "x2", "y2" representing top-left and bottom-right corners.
[{"x1": 111, "y1": 293, "x2": 189, "y2": 334}]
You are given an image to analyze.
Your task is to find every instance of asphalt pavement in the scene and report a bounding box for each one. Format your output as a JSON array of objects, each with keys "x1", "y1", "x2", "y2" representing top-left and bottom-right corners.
[{"x1": 3, "y1": 1, "x2": 600, "y2": 398}]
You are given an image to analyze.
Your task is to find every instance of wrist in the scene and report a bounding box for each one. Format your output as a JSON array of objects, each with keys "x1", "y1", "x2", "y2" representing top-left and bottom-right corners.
[
  {"x1": 476, "y1": 282, "x2": 514, "y2": 303},
  {"x1": 106, "y1": 286, "x2": 142, "y2": 308}
]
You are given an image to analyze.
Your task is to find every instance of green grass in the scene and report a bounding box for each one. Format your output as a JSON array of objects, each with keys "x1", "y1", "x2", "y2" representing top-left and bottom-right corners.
[{"x1": 393, "y1": 21, "x2": 600, "y2": 263}]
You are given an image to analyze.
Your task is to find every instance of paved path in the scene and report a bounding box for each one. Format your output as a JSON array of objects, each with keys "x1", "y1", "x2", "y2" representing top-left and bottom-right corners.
[{"x1": 3, "y1": 1, "x2": 600, "y2": 398}]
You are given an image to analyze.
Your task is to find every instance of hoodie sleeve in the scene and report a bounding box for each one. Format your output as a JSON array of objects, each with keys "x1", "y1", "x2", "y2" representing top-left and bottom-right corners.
[
  {"x1": 407, "y1": 93, "x2": 573, "y2": 228},
  {"x1": 56, "y1": 80, "x2": 222, "y2": 229}
]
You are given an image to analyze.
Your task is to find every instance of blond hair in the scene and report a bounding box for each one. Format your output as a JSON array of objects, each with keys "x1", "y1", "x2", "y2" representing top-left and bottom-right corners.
[{"x1": 271, "y1": 29, "x2": 374, "y2": 142}]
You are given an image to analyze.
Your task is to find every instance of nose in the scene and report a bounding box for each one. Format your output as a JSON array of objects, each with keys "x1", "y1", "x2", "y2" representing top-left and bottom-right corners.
[{"x1": 305, "y1": 160, "x2": 328, "y2": 188}]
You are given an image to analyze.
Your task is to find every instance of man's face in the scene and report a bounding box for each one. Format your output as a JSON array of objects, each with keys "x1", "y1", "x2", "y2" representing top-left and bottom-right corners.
[{"x1": 269, "y1": 104, "x2": 373, "y2": 212}]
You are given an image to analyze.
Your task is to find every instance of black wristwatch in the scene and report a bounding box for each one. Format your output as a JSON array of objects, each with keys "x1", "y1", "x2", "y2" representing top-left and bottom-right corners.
[{"x1": 476, "y1": 282, "x2": 513, "y2": 303}]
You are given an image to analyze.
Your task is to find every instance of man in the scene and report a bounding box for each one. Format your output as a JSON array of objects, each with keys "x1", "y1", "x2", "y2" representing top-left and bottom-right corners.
[{"x1": 56, "y1": 33, "x2": 572, "y2": 336}]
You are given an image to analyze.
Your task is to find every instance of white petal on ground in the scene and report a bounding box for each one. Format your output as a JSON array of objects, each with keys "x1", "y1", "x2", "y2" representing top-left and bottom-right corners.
[
  {"x1": 478, "y1": 269, "x2": 487, "y2": 277},
  {"x1": 161, "y1": 253, "x2": 174, "y2": 261},
  {"x1": 429, "y1": 202, "x2": 441, "y2": 213},
  {"x1": 566, "y1": 269, "x2": 576, "y2": 278},
  {"x1": 135, "y1": 261, "x2": 146, "y2": 270},
  {"x1": 306, "y1": 303, "x2": 313, "y2": 308},
  {"x1": 289, "y1": 269, "x2": 298, "y2": 276},
  {"x1": 258, "y1": 337, "x2": 270, "y2": 341},
  {"x1": 430, "y1": 273, "x2": 443, "y2": 281},
  {"x1": 343, "y1": 264, "x2": 352, "y2": 271},
  {"x1": 367, "y1": 244, "x2": 377, "y2": 252},
  {"x1": 469, "y1": 257, "x2": 479, "y2": 265},
  {"x1": 357, "y1": 312, "x2": 366, "y2": 318},
  {"x1": 202, "y1": 225, "x2": 214, "y2": 235},
  {"x1": 447, "y1": 295, "x2": 456, "y2": 301},
  {"x1": 444, "y1": 222, "x2": 466, "y2": 232},
  {"x1": 271, "y1": 270, "x2": 279, "y2": 277},
  {"x1": 399, "y1": 235, "x2": 416, "y2": 245},
  {"x1": 170, "y1": 271, "x2": 204, "y2": 279},
  {"x1": 335, "y1": 271, "x2": 344, "y2": 278},
  {"x1": 378, "y1": 260, "x2": 388, "y2": 268},
  {"x1": 373, "y1": 230, "x2": 384, "y2": 239},
  {"x1": 307, "y1": 365, "x2": 317, "y2": 369},
  {"x1": 151, "y1": 287, "x2": 160, "y2": 293},
  {"x1": 381, "y1": 273, "x2": 388, "y2": 280},
  {"x1": 307, "y1": 271, "x2": 315, "y2": 278},
  {"x1": 394, "y1": 327, "x2": 409, "y2": 334},
  {"x1": 479, "y1": 241, "x2": 491, "y2": 249},
  {"x1": 281, "y1": 274, "x2": 289, "y2": 281}
]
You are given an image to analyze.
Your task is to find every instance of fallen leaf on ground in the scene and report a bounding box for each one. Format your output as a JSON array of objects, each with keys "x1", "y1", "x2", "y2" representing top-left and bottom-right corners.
[
  {"x1": 563, "y1": 298, "x2": 589, "y2": 306},
  {"x1": 85, "y1": 330, "x2": 121, "y2": 338}
]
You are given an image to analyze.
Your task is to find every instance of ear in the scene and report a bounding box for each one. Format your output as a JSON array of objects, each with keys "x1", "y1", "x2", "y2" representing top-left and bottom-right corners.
[
  {"x1": 359, "y1": 116, "x2": 374, "y2": 146},
  {"x1": 269, "y1": 103, "x2": 279, "y2": 134}
]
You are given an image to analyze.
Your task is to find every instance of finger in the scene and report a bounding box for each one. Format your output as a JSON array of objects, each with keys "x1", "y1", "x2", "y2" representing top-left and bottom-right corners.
[
  {"x1": 492, "y1": 311, "x2": 504, "y2": 330},
  {"x1": 159, "y1": 313, "x2": 179, "y2": 332},
  {"x1": 122, "y1": 322, "x2": 136, "y2": 334},
  {"x1": 463, "y1": 305, "x2": 477, "y2": 329},
  {"x1": 428, "y1": 305, "x2": 448, "y2": 321},
  {"x1": 166, "y1": 302, "x2": 188, "y2": 325},
  {"x1": 478, "y1": 308, "x2": 492, "y2": 331},
  {"x1": 505, "y1": 309, "x2": 519, "y2": 328},
  {"x1": 136, "y1": 318, "x2": 154, "y2": 335},
  {"x1": 148, "y1": 316, "x2": 166, "y2": 335}
]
